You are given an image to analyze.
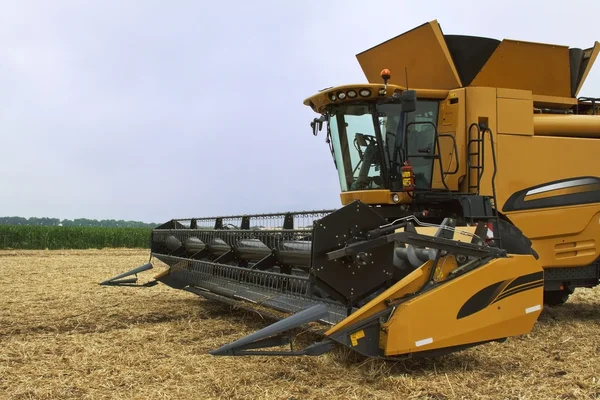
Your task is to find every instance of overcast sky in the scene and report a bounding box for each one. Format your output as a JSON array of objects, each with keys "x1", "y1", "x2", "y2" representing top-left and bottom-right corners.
[{"x1": 1, "y1": 1, "x2": 599, "y2": 223}]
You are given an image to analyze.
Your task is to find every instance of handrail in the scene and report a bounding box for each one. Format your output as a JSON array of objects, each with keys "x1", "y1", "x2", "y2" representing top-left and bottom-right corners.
[
  {"x1": 438, "y1": 134, "x2": 459, "y2": 175},
  {"x1": 404, "y1": 121, "x2": 451, "y2": 191}
]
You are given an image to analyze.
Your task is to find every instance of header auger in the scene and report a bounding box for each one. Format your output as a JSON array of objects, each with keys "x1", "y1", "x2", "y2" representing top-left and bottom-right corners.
[{"x1": 102, "y1": 20, "x2": 600, "y2": 359}]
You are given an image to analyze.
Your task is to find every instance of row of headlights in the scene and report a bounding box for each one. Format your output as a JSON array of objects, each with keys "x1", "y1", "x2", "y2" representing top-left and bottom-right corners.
[{"x1": 328, "y1": 88, "x2": 372, "y2": 102}]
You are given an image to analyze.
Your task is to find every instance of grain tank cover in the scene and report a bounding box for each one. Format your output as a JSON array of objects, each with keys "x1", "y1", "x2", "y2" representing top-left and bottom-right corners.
[
  {"x1": 355, "y1": 21, "x2": 462, "y2": 91},
  {"x1": 356, "y1": 20, "x2": 599, "y2": 98}
]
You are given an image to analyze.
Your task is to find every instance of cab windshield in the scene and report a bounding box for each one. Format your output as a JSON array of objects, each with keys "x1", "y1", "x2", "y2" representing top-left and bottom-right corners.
[
  {"x1": 328, "y1": 104, "x2": 385, "y2": 191},
  {"x1": 328, "y1": 100, "x2": 439, "y2": 192}
]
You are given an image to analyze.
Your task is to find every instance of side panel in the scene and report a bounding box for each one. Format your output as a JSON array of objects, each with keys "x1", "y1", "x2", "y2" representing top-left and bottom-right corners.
[
  {"x1": 356, "y1": 20, "x2": 462, "y2": 90},
  {"x1": 470, "y1": 39, "x2": 571, "y2": 98},
  {"x1": 432, "y1": 88, "x2": 466, "y2": 190},
  {"x1": 382, "y1": 255, "x2": 543, "y2": 356},
  {"x1": 496, "y1": 134, "x2": 600, "y2": 268},
  {"x1": 506, "y1": 205, "x2": 600, "y2": 268},
  {"x1": 497, "y1": 89, "x2": 533, "y2": 136},
  {"x1": 340, "y1": 189, "x2": 410, "y2": 206}
]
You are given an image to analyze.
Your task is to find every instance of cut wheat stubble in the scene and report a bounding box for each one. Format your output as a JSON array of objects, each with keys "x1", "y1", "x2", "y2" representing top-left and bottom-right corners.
[{"x1": 1, "y1": 249, "x2": 600, "y2": 400}]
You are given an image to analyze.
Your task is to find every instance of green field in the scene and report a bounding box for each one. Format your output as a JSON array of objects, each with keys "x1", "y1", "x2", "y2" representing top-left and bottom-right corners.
[{"x1": 0, "y1": 225, "x2": 152, "y2": 250}]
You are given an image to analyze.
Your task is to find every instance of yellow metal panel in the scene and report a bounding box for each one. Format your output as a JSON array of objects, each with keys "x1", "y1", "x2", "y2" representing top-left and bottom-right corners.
[
  {"x1": 430, "y1": 21, "x2": 462, "y2": 87},
  {"x1": 508, "y1": 205, "x2": 600, "y2": 269},
  {"x1": 327, "y1": 253, "x2": 542, "y2": 355},
  {"x1": 497, "y1": 98, "x2": 533, "y2": 136},
  {"x1": 495, "y1": 134, "x2": 600, "y2": 209},
  {"x1": 497, "y1": 88, "x2": 532, "y2": 100},
  {"x1": 471, "y1": 39, "x2": 571, "y2": 98},
  {"x1": 339, "y1": 190, "x2": 411, "y2": 206},
  {"x1": 495, "y1": 133, "x2": 600, "y2": 268},
  {"x1": 555, "y1": 239, "x2": 596, "y2": 260},
  {"x1": 575, "y1": 42, "x2": 600, "y2": 97},
  {"x1": 355, "y1": 20, "x2": 461, "y2": 90},
  {"x1": 382, "y1": 255, "x2": 542, "y2": 356}
]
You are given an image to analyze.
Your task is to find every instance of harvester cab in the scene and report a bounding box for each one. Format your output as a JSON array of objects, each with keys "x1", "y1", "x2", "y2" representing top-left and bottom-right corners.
[
  {"x1": 102, "y1": 20, "x2": 600, "y2": 360},
  {"x1": 308, "y1": 72, "x2": 440, "y2": 198}
]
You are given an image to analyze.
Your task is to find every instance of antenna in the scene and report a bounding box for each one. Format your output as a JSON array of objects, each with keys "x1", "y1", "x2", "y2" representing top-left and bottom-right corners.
[{"x1": 405, "y1": 66, "x2": 409, "y2": 89}]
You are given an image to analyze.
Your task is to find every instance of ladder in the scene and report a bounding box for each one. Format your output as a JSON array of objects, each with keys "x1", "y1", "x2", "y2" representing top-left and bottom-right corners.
[
  {"x1": 466, "y1": 123, "x2": 502, "y2": 248},
  {"x1": 467, "y1": 123, "x2": 484, "y2": 194}
]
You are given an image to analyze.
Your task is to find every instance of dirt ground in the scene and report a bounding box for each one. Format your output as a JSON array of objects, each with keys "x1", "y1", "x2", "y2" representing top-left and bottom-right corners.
[{"x1": 1, "y1": 249, "x2": 600, "y2": 399}]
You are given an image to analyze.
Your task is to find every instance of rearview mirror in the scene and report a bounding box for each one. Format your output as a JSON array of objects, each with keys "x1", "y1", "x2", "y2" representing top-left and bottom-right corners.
[
  {"x1": 400, "y1": 90, "x2": 417, "y2": 113},
  {"x1": 311, "y1": 120, "x2": 321, "y2": 136},
  {"x1": 311, "y1": 115, "x2": 327, "y2": 136}
]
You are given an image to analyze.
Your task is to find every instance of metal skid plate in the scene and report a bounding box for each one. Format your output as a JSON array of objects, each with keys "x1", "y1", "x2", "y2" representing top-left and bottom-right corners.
[
  {"x1": 98, "y1": 263, "x2": 157, "y2": 287},
  {"x1": 209, "y1": 304, "x2": 337, "y2": 356},
  {"x1": 310, "y1": 201, "x2": 395, "y2": 303}
]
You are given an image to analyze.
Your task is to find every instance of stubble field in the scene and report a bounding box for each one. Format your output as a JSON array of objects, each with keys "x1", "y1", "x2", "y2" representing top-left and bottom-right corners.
[{"x1": 2, "y1": 249, "x2": 600, "y2": 399}]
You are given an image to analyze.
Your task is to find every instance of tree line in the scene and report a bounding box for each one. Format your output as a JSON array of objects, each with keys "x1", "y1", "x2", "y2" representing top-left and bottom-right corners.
[{"x1": 0, "y1": 216, "x2": 159, "y2": 228}]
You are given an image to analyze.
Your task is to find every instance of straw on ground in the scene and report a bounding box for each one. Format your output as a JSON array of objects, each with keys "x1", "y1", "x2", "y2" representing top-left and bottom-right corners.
[{"x1": 1, "y1": 249, "x2": 600, "y2": 399}]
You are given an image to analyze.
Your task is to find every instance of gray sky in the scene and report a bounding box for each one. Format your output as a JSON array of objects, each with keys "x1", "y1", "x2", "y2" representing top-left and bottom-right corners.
[{"x1": 1, "y1": 1, "x2": 599, "y2": 223}]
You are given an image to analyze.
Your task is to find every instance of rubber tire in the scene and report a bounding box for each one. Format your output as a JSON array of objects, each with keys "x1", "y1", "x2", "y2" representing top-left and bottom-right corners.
[
  {"x1": 493, "y1": 219, "x2": 539, "y2": 260},
  {"x1": 543, "y1": 289, "x2": 571, "y2": 306}
]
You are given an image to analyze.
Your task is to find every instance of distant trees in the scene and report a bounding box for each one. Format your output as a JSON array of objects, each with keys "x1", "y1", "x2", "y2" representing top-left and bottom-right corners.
[{"x1": 0, "y1": 216, "x2": 158, "y2": 228}]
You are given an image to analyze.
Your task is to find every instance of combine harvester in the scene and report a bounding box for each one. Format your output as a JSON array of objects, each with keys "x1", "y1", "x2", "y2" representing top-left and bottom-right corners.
[{"x1": 102, "y1": 20, "x2": 600, "y2": 359}]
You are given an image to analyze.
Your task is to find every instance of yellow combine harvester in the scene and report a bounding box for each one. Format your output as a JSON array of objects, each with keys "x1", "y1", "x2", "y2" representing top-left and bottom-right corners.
[{"x1": 102, "y1": 21, "x2": 600, "y2": 359}]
